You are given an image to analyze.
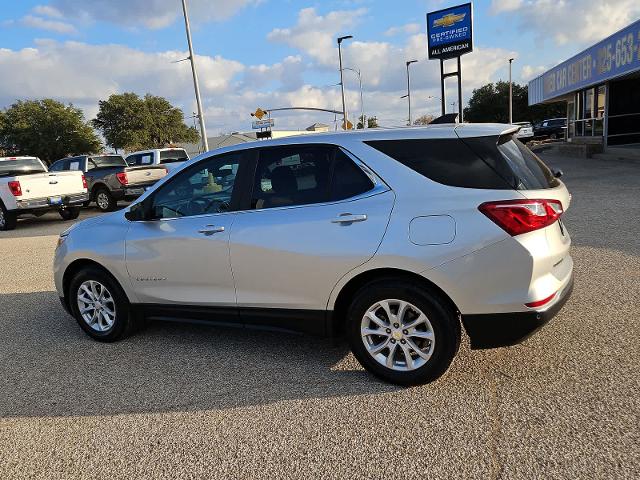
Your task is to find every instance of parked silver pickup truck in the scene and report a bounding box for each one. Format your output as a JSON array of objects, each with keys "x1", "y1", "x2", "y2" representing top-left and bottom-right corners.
[
  {"x1": 0, "y1": 156, "x2": 88, "y2": 231},
  {"x1": 50, "y1": 154, "x2": 167, "y2": 212}
]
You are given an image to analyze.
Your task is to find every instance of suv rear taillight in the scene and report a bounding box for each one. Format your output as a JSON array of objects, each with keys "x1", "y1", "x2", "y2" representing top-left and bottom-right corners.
[
  {"x1": 81, "y1": 175, "x2": 88, "y2": 189},
  {"x1": 8, "y1": 181, "x2": 22, "y2": 196},
  {"x1": 116, "y1": 172, "x2": 129, "y2": 185},
  {"x1": 479, "y1": 199, "x2": 563, "y2": 236}
]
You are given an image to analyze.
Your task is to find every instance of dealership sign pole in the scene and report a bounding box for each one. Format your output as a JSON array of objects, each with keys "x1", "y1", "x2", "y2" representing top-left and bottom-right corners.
[{"x1": 427, "y1": 3, "x2": 473, "y2": 121}]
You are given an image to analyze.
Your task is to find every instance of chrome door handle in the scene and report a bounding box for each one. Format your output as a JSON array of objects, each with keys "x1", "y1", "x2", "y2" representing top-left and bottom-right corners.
[
  {"x1": 198, "y1": 225, "x2": 225, "y2": 235},
  {"x1": 331, "y1": 214, "x2": 367, "y2": 224}
]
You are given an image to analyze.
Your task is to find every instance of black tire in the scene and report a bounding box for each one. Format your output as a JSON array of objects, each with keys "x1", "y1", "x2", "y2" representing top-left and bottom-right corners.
[
  {"x1": 0, "y1": 201, "x2": 17, "y2": 231},
  {"x1": 59, "y1": 207, "x2": 81, "y2": 221},
  {"x1": 68, "y1": 267, "x2": 140, "y2": 342},
  {"x1": 347, "y1": 280, "x2": 460, "y2": 386},
  {"x1": 95, "y1": 188, "x2": 117, "y2": 212}
]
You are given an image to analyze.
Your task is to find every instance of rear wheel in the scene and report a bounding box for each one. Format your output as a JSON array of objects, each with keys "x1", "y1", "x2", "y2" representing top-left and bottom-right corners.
[
  {"x1": 347, "y1": 280, "x2": 460, "y2": 386},
  {"x1": 59, "y1": 207, "x2": 81, "y2": 221},
  {"x1": 95, "y1": 188, "x2": 116, "y2": 212},
  {"x1": 69, "y1": 267, "x2": 140, "y2": 342},
  {"x1": 0, "y1": 202, "x2": 17, "y2": 231}
]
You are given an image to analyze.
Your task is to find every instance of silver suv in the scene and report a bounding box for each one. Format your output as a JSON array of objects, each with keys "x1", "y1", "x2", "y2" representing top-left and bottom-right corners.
[{"x1": 54, "y1": 124, "x2": 573, "y2": 385}]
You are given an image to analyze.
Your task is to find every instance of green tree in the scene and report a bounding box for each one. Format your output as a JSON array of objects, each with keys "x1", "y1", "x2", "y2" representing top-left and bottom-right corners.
[
  {"x1": 92, "y1": 93, "x2": 146, "y2": 153},
  {"x1": 92, "y1": 93, "x2": 199, "y2": 152},
  {"x1": 0, "y1": 99, "x2": 101, "y2": 164},
  {"x1": 357, "y1": 115, "x2": 379, "y2": 129},
  {"x1": 142, "y1": 94, "x2": 199, "y2": 149},
  {"x1": 463, "y1": 81, "x2": 565, "y2": 125}
]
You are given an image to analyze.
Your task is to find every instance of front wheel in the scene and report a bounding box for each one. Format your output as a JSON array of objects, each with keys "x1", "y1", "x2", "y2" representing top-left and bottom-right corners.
[
  {"x1": 69, "y1": 267, "x2": 140, "y2": 342},
  {"x1": 0, "y1": 202, "x2": 17, "y2": 231},
  {"x1": 59, "y1": 207, "x2": 80, "y2": 221},
  {"x1": 347, "y1": 280, "x2": 460, "y2": 386}
]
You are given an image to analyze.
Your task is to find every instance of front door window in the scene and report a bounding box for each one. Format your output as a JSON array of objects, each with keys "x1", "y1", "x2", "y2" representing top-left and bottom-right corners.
[{"x1": 150, "y1": 152, "x2": 242, "y2": 219}]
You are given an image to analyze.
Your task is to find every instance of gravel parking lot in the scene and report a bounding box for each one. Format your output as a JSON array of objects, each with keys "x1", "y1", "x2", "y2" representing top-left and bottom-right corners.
[{"x1": 1, "y1": 154, "x2": 638, "y2": 479}]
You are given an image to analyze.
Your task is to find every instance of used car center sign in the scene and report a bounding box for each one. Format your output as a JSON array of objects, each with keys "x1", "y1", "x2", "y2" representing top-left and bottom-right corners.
[
  {"x1": 528, "y1": 19, "x2": 640, "y2": 104},
  {"x1": 427, "y1": 3, "x2": 473, "y2": 60}
]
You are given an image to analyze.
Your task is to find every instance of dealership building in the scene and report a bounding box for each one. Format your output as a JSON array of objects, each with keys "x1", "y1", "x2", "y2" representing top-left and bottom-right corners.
[{"x1": 529, "y1": 19, "x2": 640, "y2": 147}]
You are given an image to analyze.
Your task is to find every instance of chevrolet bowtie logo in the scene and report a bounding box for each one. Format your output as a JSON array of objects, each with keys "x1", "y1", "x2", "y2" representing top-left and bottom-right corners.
[{"x1": 433, "y1": 13, "x2": 466, "y2": 28}]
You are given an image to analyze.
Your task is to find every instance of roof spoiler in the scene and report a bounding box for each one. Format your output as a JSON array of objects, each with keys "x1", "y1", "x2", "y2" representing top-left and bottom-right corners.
[
  {"x1": 430, "y1": 113, "x2": 459, "y2": 124},
  {"x1": 497, "y1": 125, "x2": 521, "y2": 145}
]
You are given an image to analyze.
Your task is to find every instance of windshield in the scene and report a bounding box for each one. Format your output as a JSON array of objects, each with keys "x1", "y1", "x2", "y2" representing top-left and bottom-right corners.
[
  {"x1": 0, "y1": 158, "x2": 46, "y2": 176},
  {"x1": 159, "y1": 149, "x2": 189, "y2": 164},
  {"x1": 88, "y1": 155, "x2": 126, "y2": 169}
]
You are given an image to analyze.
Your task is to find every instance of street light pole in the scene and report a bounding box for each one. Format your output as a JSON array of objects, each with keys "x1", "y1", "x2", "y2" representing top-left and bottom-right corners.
[
  {"x1": 343, "y1": 67, "x2": 364, "y2": 128},
  {"x1": 405, "y1": 60, "x2": 418, "y2": 126},
  {"x1": 509, "y1": 58, "x2": 514, "y2": 124},
  {"x1": 181, "y1": 0, "x2": 208, "y2": 152},
  {"x1": 337, "y1": 35, "x2": 353, "y2": 130}
]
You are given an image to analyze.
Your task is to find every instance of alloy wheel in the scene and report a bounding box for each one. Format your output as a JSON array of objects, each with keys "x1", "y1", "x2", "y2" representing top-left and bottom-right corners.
[
  {"x1": 0, "y1": 208, "x2": 5, "y2": 228},
  {"x1": 77, "y1": 280, "x2": 116, "y2": 332},
  {"x1": 361, "y1": 299, "x2": 435, "y2": 371},
  {"x1": 97, "y1": 192, "x2": 110, "y2": 210}
]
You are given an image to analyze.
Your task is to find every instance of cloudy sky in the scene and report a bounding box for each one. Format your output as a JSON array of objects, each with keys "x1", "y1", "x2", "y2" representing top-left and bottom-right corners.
[{"x1": 1, "y1": 0, "x2": 639, "y2": 134}]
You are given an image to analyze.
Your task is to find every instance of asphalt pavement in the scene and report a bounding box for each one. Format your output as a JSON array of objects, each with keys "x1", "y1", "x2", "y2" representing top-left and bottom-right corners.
[{"x1": 0, "y1": 155, "x2": 638, "y2": 479}]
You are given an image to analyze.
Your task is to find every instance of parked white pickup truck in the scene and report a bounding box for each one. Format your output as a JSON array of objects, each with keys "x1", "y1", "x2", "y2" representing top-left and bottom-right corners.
[
  {"x1": 125, "y1": 147, "x2": 190, "y2": 171},
  {"x1": 0, "y1": 156, "x2": 88, "y2": 231}
]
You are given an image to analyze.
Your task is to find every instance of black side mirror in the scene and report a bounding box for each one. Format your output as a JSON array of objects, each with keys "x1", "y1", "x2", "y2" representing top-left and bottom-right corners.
[
  {"x1": 553, "y1": 169, "x2": 564, "y2": 179},
  {"x1": 125, "y1": 201, "x2": 150, "y2": 221}
]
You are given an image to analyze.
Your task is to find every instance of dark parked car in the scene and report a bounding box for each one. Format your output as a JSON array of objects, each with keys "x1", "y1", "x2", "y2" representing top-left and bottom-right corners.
[
  {"x1": 533, "y1": 118, "x2": 567, "y2": 139},
  {"x1": 49, "y1": 155, "x2": 168, "y2": 212}
]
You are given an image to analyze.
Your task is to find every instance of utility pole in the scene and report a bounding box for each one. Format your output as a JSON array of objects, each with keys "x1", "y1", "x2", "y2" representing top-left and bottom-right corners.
[
  {"x1": 343, "y1": 67, "x2": 364, "y2": 128},
  {"x1": 337, "y1": 35, "x2": 353, "y2": 129},
  {"x1": 509, "y1": 58, "x2": 514, "y2": 124},
  {"x1": 181, "y1": 0, "x2": 208, "y2": 152},
  {"x1": 402, "y1": 60, "x2": 418, "y2": 126}
]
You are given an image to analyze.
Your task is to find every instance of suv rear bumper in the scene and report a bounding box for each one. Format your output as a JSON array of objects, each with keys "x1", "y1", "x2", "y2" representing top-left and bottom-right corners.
[{"x1": 461, "y1": 274, "x2": 574, "y2": 349}]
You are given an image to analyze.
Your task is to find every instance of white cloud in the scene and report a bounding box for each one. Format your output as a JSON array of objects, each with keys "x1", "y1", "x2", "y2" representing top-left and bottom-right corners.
[
  {"x1": 520, "y1": 64, "x2": 547, "y2": 82},
  {"x1": 242, "y1": 56, "x2": 306, "y2": 91},
  {"x1": 384, "y1": 23, "x2": 421, "y2": 37},
  {"x1": 21, "y1": 15, "x2": 77, "y2": 34},
  {"x1": 0, "y1": 6, "x2": 531, "y2": 135},
  {"x1": 32, "y1": 5, "x2": 64, "y2": 19},
  {"x1": 268, "y1": 7, "x2": 368, "y2": 66},
  {"x1": 491, "y1": 0, "x2": 640, "y2": 47},
  {"x1": 490, "y1": 0, "x2": 524, "y2": 14},
  {"x1": 50, "y1": 0, "x2": 259, "y2": 29},
  {"x1": 0, "y1": 40, "x2": 244, "y2": 122}
]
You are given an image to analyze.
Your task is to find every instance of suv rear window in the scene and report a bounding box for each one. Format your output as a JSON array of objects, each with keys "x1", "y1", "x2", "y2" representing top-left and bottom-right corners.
[
  {"x1": 366, "y1": 136, "x2": 559, "y2": 190},
  {"x1": 365, "y1": 138, "x2": 512, "y2": 189},
  {"x1": 463, "y1": 135, "x2": 559, "y2": 190}
]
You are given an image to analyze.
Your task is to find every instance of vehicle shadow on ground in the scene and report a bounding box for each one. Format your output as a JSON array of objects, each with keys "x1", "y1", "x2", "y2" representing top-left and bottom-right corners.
[{"x1": 0, "y1": 291, "x2": 400, "y2": 418}]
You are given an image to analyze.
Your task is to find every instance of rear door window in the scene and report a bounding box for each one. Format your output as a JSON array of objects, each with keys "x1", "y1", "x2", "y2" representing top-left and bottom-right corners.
[
  {"x1": 330, "y1": 149, "x2": 374, "y2": 201},
  {"x1": 250, "y1": 145, "x2": 334, "y2": 209}
]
